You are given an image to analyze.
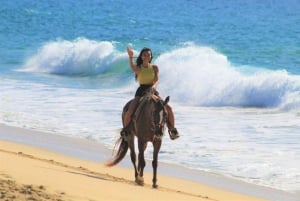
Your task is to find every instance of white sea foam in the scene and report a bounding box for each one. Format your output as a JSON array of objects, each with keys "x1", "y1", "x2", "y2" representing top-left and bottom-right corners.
[
  {"x1": 156, "y1": 45, "x2": 300, "y2": 110},
  {"x1": 20, "y1": 39, "x2": 300, "y2": 111},
  {"x1": 21, "y1": 38, "x2": 127, "y2": 76}
]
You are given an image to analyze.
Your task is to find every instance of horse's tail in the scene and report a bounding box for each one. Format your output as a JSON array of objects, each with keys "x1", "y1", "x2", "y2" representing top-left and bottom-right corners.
[{"x1": 105, "y1": 137, "x2": 128, "y2": 167}]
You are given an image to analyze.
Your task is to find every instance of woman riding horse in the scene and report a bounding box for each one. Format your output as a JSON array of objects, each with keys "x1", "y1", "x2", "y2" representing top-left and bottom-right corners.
[
  {"x1": 120, "y1": 47, "x2": 180, "y2": 140},
  {"x1": 107, "y1": 88, "x2": 170, "y2": 188}
]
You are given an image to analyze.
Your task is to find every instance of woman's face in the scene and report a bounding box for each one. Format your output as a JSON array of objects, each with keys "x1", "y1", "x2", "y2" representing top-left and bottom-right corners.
[{"x1": 141, "y1": 50, "x2": 152, "y2": 63}]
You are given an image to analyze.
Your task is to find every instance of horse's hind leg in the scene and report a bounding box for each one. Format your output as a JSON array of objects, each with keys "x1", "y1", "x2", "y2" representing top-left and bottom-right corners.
[{"x1": 152, "y1": 140, "x2": 162, "y2": 188}]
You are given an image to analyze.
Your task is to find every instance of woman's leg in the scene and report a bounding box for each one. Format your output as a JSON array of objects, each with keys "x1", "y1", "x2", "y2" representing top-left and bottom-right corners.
[
  {"x1": 153, "y1": 92, "x2": 180, "y2": 140},
  {"x1": 121, "y1": 97, "x2": 140, "y2": 136},
  {"x1": 166, "y1": 104, "x2": 180, "y2": 140}
]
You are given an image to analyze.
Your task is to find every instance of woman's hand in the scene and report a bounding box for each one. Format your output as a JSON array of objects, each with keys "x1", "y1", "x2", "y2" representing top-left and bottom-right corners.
[
  {"x1": 127, "y1": 47, "x2": 134, "y2": 58},
  {"x1": 127, "y1": 46, "x2": 138, "y2": 73}
]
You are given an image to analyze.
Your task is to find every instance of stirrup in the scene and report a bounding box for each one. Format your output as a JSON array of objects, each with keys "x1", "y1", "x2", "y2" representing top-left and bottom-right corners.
[{"x1": 168, "y1": 128, "x2": 179, "y2": 140}]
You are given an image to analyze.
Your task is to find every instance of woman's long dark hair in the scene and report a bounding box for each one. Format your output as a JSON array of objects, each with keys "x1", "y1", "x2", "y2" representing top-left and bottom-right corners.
[{"x1": 135, "y1": 47, "x2": 152, "y2": 80}]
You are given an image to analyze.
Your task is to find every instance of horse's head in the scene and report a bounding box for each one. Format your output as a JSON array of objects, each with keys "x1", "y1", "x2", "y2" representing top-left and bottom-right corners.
[{"x1": 152, "y1": 96, "x2": 170, "y2": 139}]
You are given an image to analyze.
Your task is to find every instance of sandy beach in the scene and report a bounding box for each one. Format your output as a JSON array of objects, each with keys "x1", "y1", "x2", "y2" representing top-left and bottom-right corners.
[
  {"x1": 0, "y1": 140, "x2": 264, "y2": 201},
  {"x1": 0, "y1": 124, "x2": 297, "y2": 201}
]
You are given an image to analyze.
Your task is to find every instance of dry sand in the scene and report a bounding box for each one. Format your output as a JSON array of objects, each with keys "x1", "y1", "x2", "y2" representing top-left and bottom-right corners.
[{"x1": 0, "y1": 138, "x2": 269, "y2": 201}]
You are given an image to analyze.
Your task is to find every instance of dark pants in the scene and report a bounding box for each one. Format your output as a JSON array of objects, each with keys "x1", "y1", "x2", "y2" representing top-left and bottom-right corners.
[{"x1": 135, "y1": 84, "x2": 159, "y2": 97}]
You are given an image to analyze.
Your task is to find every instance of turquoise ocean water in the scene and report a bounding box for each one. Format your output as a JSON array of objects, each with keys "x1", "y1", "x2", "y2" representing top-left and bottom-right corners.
[{"x1": 1, "y1": 0, "x2": 300, "y2": 195}]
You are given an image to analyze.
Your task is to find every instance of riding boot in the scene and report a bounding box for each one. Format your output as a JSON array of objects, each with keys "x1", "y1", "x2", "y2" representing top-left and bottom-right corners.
[
  {"x1": 168, "y1": 128, "x2": 179, "y2": 140},
  {"x1": 120, "y1": 128, "x2": 129, "y2": 140}
]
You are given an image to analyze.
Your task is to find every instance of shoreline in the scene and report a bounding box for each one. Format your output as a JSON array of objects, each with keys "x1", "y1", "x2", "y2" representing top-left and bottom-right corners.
[{"x1": 0, "y1": 123, "x2": 298, "y2": 201}]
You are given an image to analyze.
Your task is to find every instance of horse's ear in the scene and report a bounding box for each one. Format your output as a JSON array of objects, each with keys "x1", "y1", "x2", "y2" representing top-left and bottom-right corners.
[{"x1": 164, "y1": 96, "x2": 170, "y2": 105}]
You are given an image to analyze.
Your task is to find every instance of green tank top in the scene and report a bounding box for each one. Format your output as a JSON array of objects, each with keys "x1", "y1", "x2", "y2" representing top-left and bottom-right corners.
[{"x1": 137, "y1": 64, "x2": 155, "y2": 85}]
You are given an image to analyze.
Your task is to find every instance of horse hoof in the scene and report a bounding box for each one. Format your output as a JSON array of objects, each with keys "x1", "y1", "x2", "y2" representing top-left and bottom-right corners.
[
  {"x1": 135, "y1": 176, "x2": 144, "y2": 186},
  {"x1": 152, "y1": 184, "x2": 158, "y2": 188}
]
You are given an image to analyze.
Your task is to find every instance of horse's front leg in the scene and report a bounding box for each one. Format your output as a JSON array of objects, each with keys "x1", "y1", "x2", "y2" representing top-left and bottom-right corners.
[
  {"x1": 128, "y1": 137, "x2": 138, "y2": 180},
  {"x1": 152, "y1": 139, "x2": 161, "y2": 188},
  {"x1": 136, "y1": 141, "x2": 147, "y2": 186}
]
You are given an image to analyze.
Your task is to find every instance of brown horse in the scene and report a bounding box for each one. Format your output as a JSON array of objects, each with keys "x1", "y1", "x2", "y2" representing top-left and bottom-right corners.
[{"x1": 106, "y1": 89, "x2": 170, "y2": 188}]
